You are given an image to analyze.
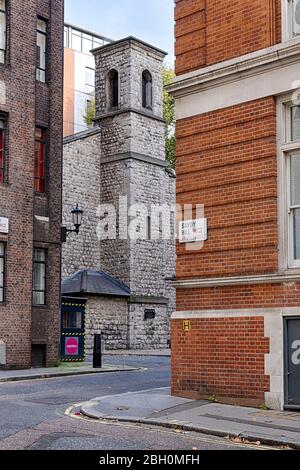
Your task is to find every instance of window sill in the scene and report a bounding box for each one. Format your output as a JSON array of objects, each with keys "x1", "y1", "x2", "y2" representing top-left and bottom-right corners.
[
  {"x1": 142, "y1": 107, "x2": 153, "y2": 113},
  {"x1": 109, "y1": 105, "x2": 120, "y2": 112},
  {"x1": 288, "y1": 34, "x2": 300, "y2": 42},
  {"x1": 0, "y1": 61, "x2": 8, "y2": 71},
  {"x1": 36, "y1": 79, "x2": 48, "y2": 87},
  {"x1": 284, "y1": 267, "x2": 300, "y2": 274}
]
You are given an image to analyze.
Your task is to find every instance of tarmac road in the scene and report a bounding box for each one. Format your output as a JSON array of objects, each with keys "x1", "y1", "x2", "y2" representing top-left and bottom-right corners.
[{"x1": 0, "y1": 356, "x2": 274, "y2": 450}]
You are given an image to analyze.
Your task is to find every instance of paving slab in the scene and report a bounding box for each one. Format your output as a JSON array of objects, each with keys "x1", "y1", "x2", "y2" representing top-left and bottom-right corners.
[
  {"x1": 103, "y1": 349, "x2": 171, "y2": 357},
  {"x1": 81, "y1": 388, "x2": 300, "y2": 449},
  {"x1": 82, "y1": 388, "x2": 193, "y2": 420},
  {"x1": 0, "y1": 363, "x2": 139, "y2": 383}
]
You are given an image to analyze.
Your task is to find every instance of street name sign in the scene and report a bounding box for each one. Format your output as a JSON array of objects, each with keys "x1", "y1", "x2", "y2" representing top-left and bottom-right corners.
[
  {"x1": 0, "y1": 217, "x2": 9, "y2": 234},
  {"x1": 179, "y1": 218, "x2": 207, "y2": 244}
]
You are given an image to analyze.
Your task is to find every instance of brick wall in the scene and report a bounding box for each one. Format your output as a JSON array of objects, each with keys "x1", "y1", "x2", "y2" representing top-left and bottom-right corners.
[
  {"x1": 175, "y1": 0, "x2": 206, "y2": 75},
  {"x1": 33, "y1": 0, "x2": 63, "y2": 367},
  {"x1": 171, "y1": 316, "x2": 270, "y2": 405},
  {"x1": 176, "y1": 97, "x2": 278, "y2": 280},
  {"x1": 171, "y1": 0, "x2": 294, "y2": 410},
  {"x1": 0, "y1": 0, "x2": 63, "y2": 368},
  {"x1": 175, "y1": 0, "x2": 282, "y2": 75},
  {"x1": 177, "y1": 283, "x2": 300, "y2": 311}
]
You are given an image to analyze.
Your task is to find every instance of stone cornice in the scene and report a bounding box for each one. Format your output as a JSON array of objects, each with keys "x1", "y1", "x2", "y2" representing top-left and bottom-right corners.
[
  {"x1": 63, "y1": 127, "x2": 101, "y2": 145},
  {"x1": 94, "y1": 107, "x2": 165, "y2": 123},
  {"x1": 101, "y1": 152, "x2": 166, "y2": 168},
  {"x1": 129, "y1": 295, "x2": 169, "y2": 305},
  {"x1": 168, "y1": 38, "x2": 300, "y2": 99},
  {"x1": 172, "y1": 307, "x2": 300, "y2": 319},
  {"x1": 173, "y1": 272, "x2": 300, "y2": 288},
  {"x1": 92, "y1": 36, "x2": 167, "y2": 58}
]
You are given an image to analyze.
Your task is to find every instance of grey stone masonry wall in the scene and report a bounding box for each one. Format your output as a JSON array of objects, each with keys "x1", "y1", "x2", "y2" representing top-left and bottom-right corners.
[
  {"x1": 128, "y1": 303, "x2": 170, "y2": 350},
  {"x1": 62, "y1": 130, "x2": 102, "y2": 278},
  {"x1": 62, "y1": 37, "x2": 176, "y2": 351},
  {"x1": 93, "y1": 37, "x2": 175, "y2": 349},
  {"x1": 129, "y1": 159, "x2": 173, "y2": 296},
  {"x1": 85, "y1": 296, "x2": 128, "y2": 357},
  {"x1": 130, "y1": 113, "x2": 165, "y2": 161},
  {"x1": 92, "y1": 37, "x2": 170, "y2": 290},
  {"x1": 99, "y1": 158, "x2": 131, "y2": 286},
  {"x1": 100, "y1": 114, "x2": 132, "y2": 159},
  {"x1": 94, "y1": 38, "x2": 165, "y2": 119}
]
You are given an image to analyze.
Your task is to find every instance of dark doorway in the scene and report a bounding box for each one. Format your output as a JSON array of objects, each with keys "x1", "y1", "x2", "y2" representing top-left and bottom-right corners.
[
  {"x1": 31, "y1": 344, "x2": 46, "y2": 368},
  {"x1": 284, "y1": 317, "x2": 300, "y2": 408},
  {"x1": 61, "y1": 297, "x2": 86, "y2": 363}
]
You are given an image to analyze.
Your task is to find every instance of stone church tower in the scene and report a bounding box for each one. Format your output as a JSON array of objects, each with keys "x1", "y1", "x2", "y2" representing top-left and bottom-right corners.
[{"x1": 62, "y1": 37, "x2": 175, "y2": 351}]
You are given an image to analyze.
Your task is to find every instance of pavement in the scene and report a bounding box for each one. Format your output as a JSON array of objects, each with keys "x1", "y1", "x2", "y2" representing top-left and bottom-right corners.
[
  {"x1": 81, "y1": 387, "x2": 300, "y2": 449},
  {"x1": 0, "y1": 362, "x2": 140, "y2": 383},
  {"x1": 103, "y1": 349, "x2": 171, "y2": 357},
  {"x1": 0, "y1": 350, "x2": 170, "y2": 383}
]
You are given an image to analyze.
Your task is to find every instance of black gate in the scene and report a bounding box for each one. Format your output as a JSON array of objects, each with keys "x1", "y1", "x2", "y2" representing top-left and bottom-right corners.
[
  {"x1": 61, "y1": 297, "x2": 87, "y2": 363},
  {"x1": 284, "y1": 317, "x2": 300, "y2": 408}
]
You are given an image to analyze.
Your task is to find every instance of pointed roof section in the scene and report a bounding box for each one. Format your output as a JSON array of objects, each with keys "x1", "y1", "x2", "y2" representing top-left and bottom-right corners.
[{"x1": 62, "y1": 269, "x2": 130, "y2": 298}]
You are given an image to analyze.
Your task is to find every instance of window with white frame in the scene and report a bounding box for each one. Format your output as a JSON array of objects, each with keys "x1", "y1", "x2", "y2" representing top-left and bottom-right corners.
[
  {"x1": 36, "y1": 18, "x2": 47, "y2": 82},
  {"x1": 33, "y1": 248, "x2": 46, "y2": 305},
  {"x1": 64, "y1": 26, "x2": 69, "y2": 48},
  {"x1": 85, "y1": 67, "x2": 95, "y2": 87},
  {"x1": 289, "y1": 152, "x2": 300, "y2": 261},
  {"x1": 292, "y1": 0, "x2": 300, "y2": 36},
  {"x1": 280, "y1": 100, "x2": 300, "y2": 267},
  {"x1": 0, "y1": 0, "x2": 6, "y2": 64},
  {"x1": 284, "y1": 0, "x2": 300, "y2": 40},
  {"x1": 82, "y1": 33, "x2": 93, "y2": 55},
  {"x1": 64, "y1": 25, "x2": 107, "y2": 54}
]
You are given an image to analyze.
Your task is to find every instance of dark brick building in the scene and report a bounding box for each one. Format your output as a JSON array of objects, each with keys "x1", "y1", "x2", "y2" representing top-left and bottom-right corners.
[{"x1": 0, "y1": 0, "x2": 63, "y2": 368}]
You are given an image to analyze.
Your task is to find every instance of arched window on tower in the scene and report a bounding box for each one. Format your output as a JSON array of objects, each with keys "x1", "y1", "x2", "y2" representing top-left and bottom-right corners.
[
  {"x1": 108, "y1": 69, "x2": 119, "y2": 109},
  {"x1": 142, "y1": 70, "x2": 153, "y2": 110}
]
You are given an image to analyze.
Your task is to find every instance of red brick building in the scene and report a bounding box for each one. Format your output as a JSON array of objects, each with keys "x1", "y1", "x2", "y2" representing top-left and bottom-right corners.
[
  {"x1": 169, "y1": 0, "x2": 300, "y2": 410},
  {"x1": 0, "y1": 0, "x2": 63, "y2": 369}
]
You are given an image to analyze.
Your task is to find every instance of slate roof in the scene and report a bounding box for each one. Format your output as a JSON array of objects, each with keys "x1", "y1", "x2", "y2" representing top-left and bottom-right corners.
[{"x1": 62, "y1": 269, "x2": 131, "y2": 298}]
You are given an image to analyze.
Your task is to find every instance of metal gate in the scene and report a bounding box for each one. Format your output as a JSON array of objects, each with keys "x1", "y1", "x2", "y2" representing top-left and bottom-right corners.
[
  {"x1": 284, "y1": 317, "x2": 300, "y2": 408},
  {"x1": 61, "y1": 297, "x2": 87, "y2": 363}
]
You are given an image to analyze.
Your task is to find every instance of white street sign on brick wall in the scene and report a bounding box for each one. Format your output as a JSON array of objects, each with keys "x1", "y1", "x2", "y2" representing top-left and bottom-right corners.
[
  {"x1": 0, "y1": 217, "x2": 9, "y2": 234},
  {"x1": 179, "y1": 219, "x2": 207, "y2": 244}
]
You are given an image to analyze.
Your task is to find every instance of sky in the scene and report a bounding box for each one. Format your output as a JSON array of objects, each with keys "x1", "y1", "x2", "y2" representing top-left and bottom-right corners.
[{"x1": 65, "y1": 0, "x2": 174, "y2": 65}]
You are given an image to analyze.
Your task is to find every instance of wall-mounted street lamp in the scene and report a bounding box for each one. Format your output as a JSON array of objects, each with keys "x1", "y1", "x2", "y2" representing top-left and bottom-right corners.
[{"x1": 61, "y1": 204, "x2": 84, "y2": 243}]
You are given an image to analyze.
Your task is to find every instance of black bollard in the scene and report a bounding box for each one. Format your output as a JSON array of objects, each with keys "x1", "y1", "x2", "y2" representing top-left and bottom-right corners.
[{"x1": 93, "y1": 333, "x2": 102, "y2": 369}]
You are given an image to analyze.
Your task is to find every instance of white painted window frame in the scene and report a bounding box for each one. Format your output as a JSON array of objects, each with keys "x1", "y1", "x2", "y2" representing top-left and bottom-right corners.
[
  {"x1": 282, "y1": 0, "x2": 300, "y2": 41},
  {"x1": 277, "y1": 94, "x2": 300, "y2": 270}
]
